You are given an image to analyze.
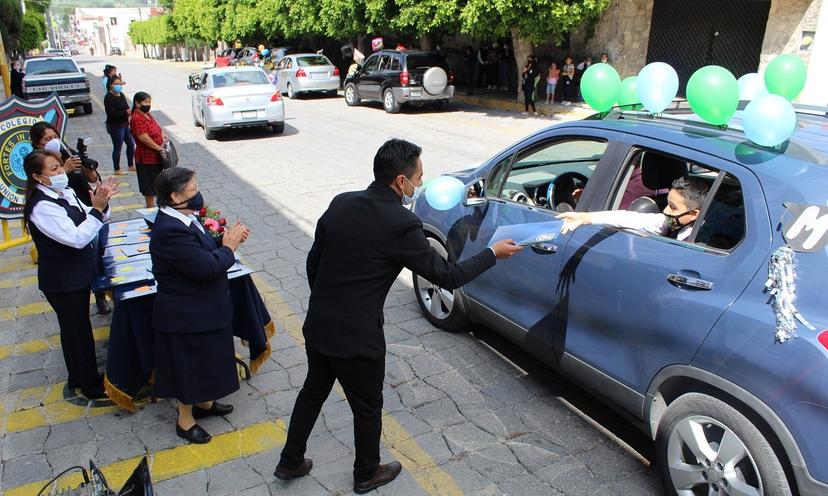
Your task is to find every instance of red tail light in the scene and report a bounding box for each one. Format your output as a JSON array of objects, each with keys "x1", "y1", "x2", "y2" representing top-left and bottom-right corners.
[
  {"x1": 400, "y1": 70, "x2": 409, "y2": 86},
  {"x1": 819, "y1": 330, "x2": 828, "y2": 351},
  {"x1": 206, "y1": 95, "x2": 224, "y2": 106},
  {"x1": 270, "y1": 92, "x2": 281, "y2": 102},
  {"x1": 333, "y1": 67, "x2": 340, "y2": 76},
  {"x1": 448, "y1": 69, "x2": 455, "y2": 84},
  {"x1": 296, "y1": 68, "x2": 307, "y2": 78}
]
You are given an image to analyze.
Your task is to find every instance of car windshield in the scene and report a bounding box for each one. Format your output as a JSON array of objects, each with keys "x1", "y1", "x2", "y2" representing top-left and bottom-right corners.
[
  {"x1": 212, "y1": 71, "x2": 269, "y2": 87},
  {"x1": 25, "y1": 59, "x2": 78, "y2": 75},
  {"x1": 406, "y1": 54, "x2": 444, "y2": 69},
  {"x1": 297, "y1": 56, "x2": 331, "y2": 67}
]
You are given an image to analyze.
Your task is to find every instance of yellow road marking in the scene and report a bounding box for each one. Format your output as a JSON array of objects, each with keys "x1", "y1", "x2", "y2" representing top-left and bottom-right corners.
[
  {"x1": 112, "y1": 191, "x2": 136, "y2": 199},
  {"x1": 0, "y1": 275, "x2": 38, "y2": 289},
  {"x1": 0, "y1": 259, "x2": 36, "y2": 274},
  {"x1": 0, "y1": 326, "x2": 109, "y2": 361},
  {"x1": 111, "y1": 202, "x2": 144, "y2": 213},
  {"x1": 251, "y1": 273, "x2": 463, "y2": 496},
  {"x1": 0, "y1": 295, "x2": 96, "y2": 321},
  {"x1": 4, "y1": 419, "x2": 287, "y2": 496}
]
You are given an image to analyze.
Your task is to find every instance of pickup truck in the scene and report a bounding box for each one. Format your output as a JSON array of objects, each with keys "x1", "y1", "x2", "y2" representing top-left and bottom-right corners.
[{"x1": 22, "y1": 56, "x2": 93, "y2": 114}]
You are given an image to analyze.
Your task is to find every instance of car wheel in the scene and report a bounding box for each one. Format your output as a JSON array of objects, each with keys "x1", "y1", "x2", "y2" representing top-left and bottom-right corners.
[
  {"x1": 344, "y1": 84, "x2": 360, "y2": 106},
  {"x1": 413, "y1": 237, "x2": 470, "y2": 331},
  {"x1": 383, "y1": 88, "x2": 401, "y2": 113},
  {"x1": 203, "y1": 124, "x2": 216, "y2": 140},
  {"x1": 83, "y1": 103, "x2": 93, "y2": 114},
  {"x1": 271, "y1": 122, "x2": 285, "y2": 134},
  {"x1": 287, "y1": 83, "x2": 296, "y2": 99},
  {"x1": 656, "y1": 393, "x2": 791, "y2": 496}
]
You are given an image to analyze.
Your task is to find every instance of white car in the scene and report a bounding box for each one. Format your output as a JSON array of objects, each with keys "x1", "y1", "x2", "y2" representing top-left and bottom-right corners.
[
  {"x1": 188, "y1": 66, "x2": 286, "y2": 140},
  {"x1": 272, "y1": 54, "x2": 340, "y2": 98}
]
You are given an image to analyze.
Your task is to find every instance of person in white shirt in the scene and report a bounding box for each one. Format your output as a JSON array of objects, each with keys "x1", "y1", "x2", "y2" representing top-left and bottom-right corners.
[
  {"x1": 556, "y1": 176, "x2": 710, "y2": 242},
  {"x1": 23, "y1": 150, "x2": 119, "y2": 399}
]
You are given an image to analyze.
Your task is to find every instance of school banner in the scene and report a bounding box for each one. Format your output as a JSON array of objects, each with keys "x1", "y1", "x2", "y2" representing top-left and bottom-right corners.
[{"x1": 0, "y1": 94, "x2": 68, "y2": 219}]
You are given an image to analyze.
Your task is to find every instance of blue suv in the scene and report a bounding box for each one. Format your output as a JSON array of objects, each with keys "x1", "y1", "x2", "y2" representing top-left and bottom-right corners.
[{"x1": 411, "y1": 107, "x2": 828, "y2": 496}]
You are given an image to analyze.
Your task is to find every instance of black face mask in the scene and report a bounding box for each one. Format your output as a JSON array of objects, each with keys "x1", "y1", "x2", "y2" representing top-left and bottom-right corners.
[
  {"x1": 664, "y1": 210, "x2": 694, "y2": 231},
  {"x1": 139, "y1": 104, "x2": 151, "y2": 113},
  {"x1": 171, "y1": 191, "x2": 204, "y2": 211}
]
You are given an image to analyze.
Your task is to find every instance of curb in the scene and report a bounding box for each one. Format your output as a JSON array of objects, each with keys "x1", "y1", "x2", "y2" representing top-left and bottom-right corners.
[{"x1": 452, "y1": 93, "x2": 595, "y2": 120}]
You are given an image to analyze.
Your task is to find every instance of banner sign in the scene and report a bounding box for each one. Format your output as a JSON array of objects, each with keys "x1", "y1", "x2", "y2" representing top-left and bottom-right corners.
[{"x1": 0, "y1": 94, "x2": 67, "y2": 219}]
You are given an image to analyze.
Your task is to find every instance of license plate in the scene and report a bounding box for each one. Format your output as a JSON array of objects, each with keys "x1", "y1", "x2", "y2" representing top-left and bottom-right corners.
[
  {"x1": 410, "y1": 91, "x2": 422, "y2": 97},
  {"x1": 310, "y1": 72, "x2": 326, "y2": 80},
  {"x1": 242, "y1": 110, "x2": 257, "y2": 119}
]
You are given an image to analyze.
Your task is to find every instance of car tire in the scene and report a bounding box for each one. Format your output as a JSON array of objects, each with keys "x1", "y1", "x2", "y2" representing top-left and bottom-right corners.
[
  {"x1": 383, "y1": 88, "x2": 401, "y2": 114},
  {"x1": 344, "y1": 84, "x2": 360, "y2": 106},
  {"x1": 83, "y1": 103, "x2": 93, "y2": 114},
  {"x1": 655, "y1": 393, "x2": 791, "y2": 496},
  {"x1": 413, "y1": 237, "x2": 470, "y2": 331},
  {"x1": 422, "y1": 67, "x2": 448, "y2": 96},
  {"x1": 203, "y1": 125, "x2": 216, "y2": 140},
  {"x1": 271, "y1": 122, "x2": 285, "y2": 134},
  {"x1": 287, "y1": 83, "x2": 296, "y2": 99}
]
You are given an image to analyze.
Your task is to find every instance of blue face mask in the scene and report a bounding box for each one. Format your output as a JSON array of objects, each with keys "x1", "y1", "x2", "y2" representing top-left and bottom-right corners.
[
  {"x1": 401, "y1": 177, "x2": 423, "y2": 206},
  {"x1": 112, "y1": 84, "x2": 123, "y2": 93}
]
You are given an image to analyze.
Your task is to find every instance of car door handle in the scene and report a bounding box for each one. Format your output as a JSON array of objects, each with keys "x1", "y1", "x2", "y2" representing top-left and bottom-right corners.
[
  {"x1": 530, "y1": 243, "x2": 557, "y2": 255},
  {"x1": 667, "y1": 273, "x2": 713, "y2": 290}
]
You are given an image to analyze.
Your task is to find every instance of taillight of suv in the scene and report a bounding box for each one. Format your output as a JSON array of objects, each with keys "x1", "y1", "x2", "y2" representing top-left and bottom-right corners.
[
  {"x1": 400, "y1": 71, "x2": 409, "y2": 86},
  {"x1": 448, "y1": 69, "x2": 455, "y2": 84}
]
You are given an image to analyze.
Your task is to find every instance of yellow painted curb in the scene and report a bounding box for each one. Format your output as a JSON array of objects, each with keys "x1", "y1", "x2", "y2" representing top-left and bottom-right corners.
[{"x1": 0, "y1": 327, "x2": 109, "y2": 361}]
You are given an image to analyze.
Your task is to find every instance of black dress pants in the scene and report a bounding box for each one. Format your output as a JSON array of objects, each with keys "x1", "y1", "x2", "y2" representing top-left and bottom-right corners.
[
  {"x1": 43, "y1": 287, "x2": 100, "y2": 391},
  {"x1": 279, "y1": 346, "x2": 385, "y2": 482}
]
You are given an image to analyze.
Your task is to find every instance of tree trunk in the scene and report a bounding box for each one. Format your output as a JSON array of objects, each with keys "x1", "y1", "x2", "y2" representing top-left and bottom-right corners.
[
  {"x1": 511, "y1": 28, "x2": 533, "y2": 103},
  {"x1": 419, "y1": 35, "x2": 433, "y2": 51}
]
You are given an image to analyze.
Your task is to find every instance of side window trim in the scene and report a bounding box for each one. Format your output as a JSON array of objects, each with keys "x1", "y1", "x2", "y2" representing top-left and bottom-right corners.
[{"x1": 687, "y1": 171, "x2": 725, "y2": 244}]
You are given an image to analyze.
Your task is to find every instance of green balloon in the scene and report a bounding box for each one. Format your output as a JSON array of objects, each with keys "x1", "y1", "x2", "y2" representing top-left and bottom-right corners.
[
  {"x1": 617, "y1": 76, "x2": 641, "y2": 110},
  {"x1": 580, "y1": 63, "x2": 621, "y2": 112},
  {"x1": 764, "y1": 54, "x2": 807, "y2": 101},
  {"x1": 686, "y1": 65, "x2": 739, "y2": 125}
]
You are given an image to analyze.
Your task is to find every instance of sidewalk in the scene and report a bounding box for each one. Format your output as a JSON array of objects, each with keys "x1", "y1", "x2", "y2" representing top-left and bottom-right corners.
[{"x1": 452, "y1": 89, "x2": 596, "y2": 120}]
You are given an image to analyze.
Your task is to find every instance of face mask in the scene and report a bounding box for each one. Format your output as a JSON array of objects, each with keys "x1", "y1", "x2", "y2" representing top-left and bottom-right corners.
[
  {"x1": 44, "y1": 172, "x2": 68, "y2": 192},
  {"x1": 113, "y1": 84, "x2": 123, "y2": 93},
  {"x1": 44, "y1": 138, "x2": 62, "y2": 154},
  {"x1": 664, "y1": 210, "x2": 693, "y2": 231},
  {"x1": 401, "y1": 177, "x2": 423, "y2": 206},
  {"x1": 139, "y1": 104, "x2": 151, "y2": 113},
  {"x1": 172, "y1": 191, "x2": 204, "y2": 211}
]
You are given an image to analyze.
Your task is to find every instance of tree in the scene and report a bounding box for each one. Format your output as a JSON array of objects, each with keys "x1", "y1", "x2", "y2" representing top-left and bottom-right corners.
[
  {"x1": 20, "y1": 11, "x2": 46, "y2": 52},
  {"x1": 0, "y1": 0, "x2": 23, "y2": 52}
]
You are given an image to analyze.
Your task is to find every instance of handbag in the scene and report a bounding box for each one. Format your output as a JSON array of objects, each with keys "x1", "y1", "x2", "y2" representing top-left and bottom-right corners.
[{"x1": 159, "y1": 140, "x2": 178, "y2": 169}]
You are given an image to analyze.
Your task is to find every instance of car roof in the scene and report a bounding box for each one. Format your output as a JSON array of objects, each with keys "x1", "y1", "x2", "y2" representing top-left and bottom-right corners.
[
  {"x1": 204, "y1": 66, "x2": 266, "y2": 75},
  {"x1": 25, "y1": 56, "x2": 76, "y2": 63},
  {"x1": 373, "y1": 49, "x2": 439, "y2": 56},
  {"x1": 287, "y1": 53, "x2": 331, "y2": 58}
]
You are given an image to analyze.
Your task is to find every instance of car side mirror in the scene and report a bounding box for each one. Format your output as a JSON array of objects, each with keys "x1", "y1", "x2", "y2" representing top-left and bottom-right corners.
[{"x1": 462, "y1": 179, "x2": 487, "y2": 207}]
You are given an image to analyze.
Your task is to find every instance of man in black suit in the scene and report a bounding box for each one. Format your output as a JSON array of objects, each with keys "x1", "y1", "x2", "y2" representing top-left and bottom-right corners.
[{"x1": 274, "y1": 139, "x2": 522, "y2": 493}]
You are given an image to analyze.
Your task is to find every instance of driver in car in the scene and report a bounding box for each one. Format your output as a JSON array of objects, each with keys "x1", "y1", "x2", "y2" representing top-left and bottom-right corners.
[{"x1": 556, "y1": 176, "x2": 709, "y2": 241}]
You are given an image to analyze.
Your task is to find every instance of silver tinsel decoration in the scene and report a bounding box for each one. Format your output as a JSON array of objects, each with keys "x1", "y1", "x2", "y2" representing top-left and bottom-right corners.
[{"x1": 765, "y1": 245, "x2": 815, "y2": 342}]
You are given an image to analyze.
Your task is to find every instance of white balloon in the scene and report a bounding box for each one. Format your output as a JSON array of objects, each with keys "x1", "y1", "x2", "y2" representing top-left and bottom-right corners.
[
  {"x1": 636, "y1": 62, "x2": 679, "y2": 114},
  {"x1": 737, "y1": 73, "x2": 768, "y2": 101}
]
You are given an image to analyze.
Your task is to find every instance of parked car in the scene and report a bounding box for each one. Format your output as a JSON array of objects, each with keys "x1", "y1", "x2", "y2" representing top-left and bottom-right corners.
[
  {"x1": 214, "y1": 48, "x2": 239, "y2": 67},
  {"x1": 272, "y1": 54, "x2": 339, "y2": 99},
  {"x1": 188, "y1": 66, "x2": 285, "y2": 140},
  {"x1": 411, "y1": 107, "x2": 828, "y2": 496},
  {"x1": 343, "y1": 49, "x2": 454, "y2": 113},
  {"x1": 110, "y1": 47, "x2": 122, "y2": 56},
  {"x1": 230, "y1": 47, "x2": 259, "y2": 67},
  {"x1": 44, "y1": 48, "x2": 70, "y2": 57},
  {"x1": 22, "y1": 56, "x2": 92, "y2": 114}
]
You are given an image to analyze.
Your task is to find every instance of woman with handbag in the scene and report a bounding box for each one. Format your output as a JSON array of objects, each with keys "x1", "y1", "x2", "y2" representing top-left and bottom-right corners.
[{"x1": 129, "y1": 91, "x2": 164, "y2": 208}]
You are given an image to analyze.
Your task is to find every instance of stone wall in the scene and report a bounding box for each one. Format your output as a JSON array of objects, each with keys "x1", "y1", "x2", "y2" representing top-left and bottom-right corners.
[
  {"x1": 570, "y1": 0, "x2": 655, "y2": 78},
  {"x1": 760, "y1": 0, "x2": 822, "y2": 69}
]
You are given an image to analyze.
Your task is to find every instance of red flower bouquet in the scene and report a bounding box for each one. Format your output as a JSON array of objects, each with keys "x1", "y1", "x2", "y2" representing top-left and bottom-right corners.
[{"x1": 197, "y1": 207, "x2": 227, "y2": 237}]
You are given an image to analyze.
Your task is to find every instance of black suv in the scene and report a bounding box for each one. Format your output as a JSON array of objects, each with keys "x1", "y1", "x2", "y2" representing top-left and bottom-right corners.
[{"x1": 344, "y1": 50, "x2": 454, "y2": 113}]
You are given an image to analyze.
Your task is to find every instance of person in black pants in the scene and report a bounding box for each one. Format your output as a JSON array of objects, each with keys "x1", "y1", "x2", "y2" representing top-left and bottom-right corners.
[
  {"x1": 521, "y1": 55, "x2": 539, "y2": 115},
  {"x1": 23, "y1": 150, "x2": 119, "y2": 399},
  {"x1": 104, "y1": 75, "x2": 135, "y2": 176},
  {"x1": 273, "y1": 139, "x2": 522, "y2": 494}
]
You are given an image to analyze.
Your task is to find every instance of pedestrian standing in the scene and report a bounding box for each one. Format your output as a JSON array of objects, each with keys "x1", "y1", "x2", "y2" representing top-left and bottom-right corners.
[
  {"x1": 101, "y1": 65, "x2": 117, "y2": 92},
  {"x1": 561, "y1": 55, "x2": 576, "y2": 105},
  {"x1": 103, "y1": 76, "x2": 135, "y2": 176},
  {"x1": 546, "y1": 62, "x2": 560, "y2": 104},
  {"x1": 463, "y1": 46, "x2": 476, "y2": 95},
  {"x1": 521, "y1": 55, "x2": 539, "y2": 115},
  {"x1": 129, "y1": 91, "x2": 164, "y2": 208},
  {"x1": 273, "y1": 139, "x2": 522, "y2": 494}
]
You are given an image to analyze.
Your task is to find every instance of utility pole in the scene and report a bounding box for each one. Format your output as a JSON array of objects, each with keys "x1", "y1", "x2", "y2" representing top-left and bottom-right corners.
[{"x1": 46, "y1": 9, "x2": 57, "y2": 49}]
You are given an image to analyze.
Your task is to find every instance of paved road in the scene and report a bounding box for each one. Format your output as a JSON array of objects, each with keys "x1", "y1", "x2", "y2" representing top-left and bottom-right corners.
[{"x1": 0, "y1": 55, "x2": 663, "y2": 495}]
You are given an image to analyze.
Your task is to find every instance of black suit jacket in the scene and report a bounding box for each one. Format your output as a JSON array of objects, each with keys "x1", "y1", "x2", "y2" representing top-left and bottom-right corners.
[
  {"x1": 149, "y1": 210, "x2": 236, "y2": 334},
  {"x1": 304, "y1": 181, "x2": 497, "y2": 358}
]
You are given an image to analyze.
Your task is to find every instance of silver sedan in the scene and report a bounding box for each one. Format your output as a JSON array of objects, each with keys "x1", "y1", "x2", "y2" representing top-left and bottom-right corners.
[
  {"x1": 189, "y1": 66, "x2": 285, "y2": 140},
  {"x1": 272, "y1": 54, "x2": 340, "y2": 99}
]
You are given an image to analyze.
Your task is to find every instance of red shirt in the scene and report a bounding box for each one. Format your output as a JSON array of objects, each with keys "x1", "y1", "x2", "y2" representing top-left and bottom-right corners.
[{"x1": 130, "y1": 111, "x2": 163, "y2": 165}]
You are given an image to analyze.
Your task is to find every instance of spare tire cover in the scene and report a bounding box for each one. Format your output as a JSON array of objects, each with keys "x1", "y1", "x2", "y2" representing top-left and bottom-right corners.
[{"x1": 423, "y1": 67, "x2": 448, "y2": 95}]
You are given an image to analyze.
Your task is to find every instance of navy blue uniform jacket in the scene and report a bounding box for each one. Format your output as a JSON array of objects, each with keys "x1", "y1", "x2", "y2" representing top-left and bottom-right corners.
[
  {"x1": 149, "y1": 210, "x2": 236, "y2": 334},
  {"x1": 303, "y1": 181, "x2": 497, "y2": 358}
]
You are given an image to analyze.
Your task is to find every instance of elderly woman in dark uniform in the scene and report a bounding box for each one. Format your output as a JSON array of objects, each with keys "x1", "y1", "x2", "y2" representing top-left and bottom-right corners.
[
  {"x1": 23, "y1": 150, "x2": 119, "y2": 399},
  {"x1": 150, "y1": 167, "x2": 250, "y2": 444}
]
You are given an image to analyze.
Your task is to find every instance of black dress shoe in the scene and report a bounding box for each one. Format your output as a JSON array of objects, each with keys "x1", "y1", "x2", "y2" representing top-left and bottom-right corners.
[
  {"x1": 354, "y1": 462, "x2": 402, "y2": 494},
  {"x1": 176, "y1": 423, "x2": 212, "y2": 444},
  {"x1": 274, "y1": 458, "x2": 313, "y2": 480},
  {"x1": 193, "y1": 402, "x2": 234, "y2": 419},
  {"x1": 95, "y1": 298, "x2": 111, "y2": 315}
]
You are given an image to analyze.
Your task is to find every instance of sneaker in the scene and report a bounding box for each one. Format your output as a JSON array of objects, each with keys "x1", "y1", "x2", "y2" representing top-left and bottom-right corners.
[
  {"x1": 520, "y1": 111, "x2": 528, "y2": 116},
  {"x1": 114, "y1": 170, "x2": 127, "y2": 176},
  {"x1": 128, "y1": 166, "x2": 136, "y2": 172},
  {"x1": 534, "y1": 112, "x2": 539, "y2": 116}
]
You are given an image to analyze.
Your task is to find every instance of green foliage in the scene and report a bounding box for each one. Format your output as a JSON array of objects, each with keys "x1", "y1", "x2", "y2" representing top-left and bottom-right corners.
[
  {"x1": 128, "y1": 15, "x2": 181, "y2": 45},
  {"x1": 171, "y1": 0, "x2": 221, "y2": 41},
  {"x1": 1, "y1": 0, "x2": 23, "y2": 49},
  {"x1": 392, "y1": 0, "x2": 460, "y2": 36},
  {"x1": 20, "y1": 11, "x2": 46, "y2": 51}
]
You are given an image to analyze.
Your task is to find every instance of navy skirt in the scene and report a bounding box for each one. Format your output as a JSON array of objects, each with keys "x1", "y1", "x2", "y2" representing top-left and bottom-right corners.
[{"x1": 154, "y1": 325, "x2": 239, "y2": 404}]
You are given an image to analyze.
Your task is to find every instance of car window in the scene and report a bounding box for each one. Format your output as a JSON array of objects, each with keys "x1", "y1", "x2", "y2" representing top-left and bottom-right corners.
[
  {"x1": 487, "y1": 156, "x2": 511, "y2": 197},
  {"x1": 212, "y1": 71, "x2": 269, "y2": 87},
  {"x1": 285, "y1": 58, "x2": 293, "y2": 69},
  {"x1": 377, "y1": 55, "x2": 393, "y2": 71},
  {"x1": 362, "y1": 55, "x2": 379, "y2": 72},
  {"x1": 499, "y1": 139, "x2": 607, "y2": 209},
  {"x1": 25, "y1": 59, "x2": 78, "y2": 75},
  {"x1": 693, "y1": 173, "x2": 745, "y2": 251},
  {"x1": 297, "y1": 56, "x2": 331, "y2": 67},
  {"x1": 388, "y1": 57, "x2": 402, "y2": 72},
  {"x1": 406, "y1": 54, "x2": 444, "y2": 69},
  {"x1": 200, "y1": 73, "x2": 208, "y2": 87}
]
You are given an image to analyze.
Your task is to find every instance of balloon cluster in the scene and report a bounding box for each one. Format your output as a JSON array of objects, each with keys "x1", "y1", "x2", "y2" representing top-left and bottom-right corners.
[{"x1": 579, "y1": 54, "x2": 807, "y2": 147}]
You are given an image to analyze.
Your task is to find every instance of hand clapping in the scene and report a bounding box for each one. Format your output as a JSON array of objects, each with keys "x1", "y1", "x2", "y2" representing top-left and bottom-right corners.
[
  {"x1": 91, "y1": 176, "x2": 119, "y2": 211},
  {"x1": 222, "y1": 220, "x2": 250, "y2": 251}
]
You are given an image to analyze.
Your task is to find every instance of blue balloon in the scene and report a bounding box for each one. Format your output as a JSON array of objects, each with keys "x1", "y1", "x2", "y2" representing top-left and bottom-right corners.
[
  {"x1": 424, "y1": 176, "x2": 465, "y2": 211},
  {"x1": 636, "y1": 62, "x2": 679, "y2": 114},
  {"x1": 742, "y1": 94, "x2": 797, "y2": 147}
]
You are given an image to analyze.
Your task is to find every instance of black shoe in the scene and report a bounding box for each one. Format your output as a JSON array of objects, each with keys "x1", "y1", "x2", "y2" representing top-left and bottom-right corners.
[
  {"x1": 192, "y1": 401, "x2": 233, "y2": 419},
  {"x1": 81, "y1": 376, "x2": 106, "y2": 400},
  {"x1": 274, "y1": 458, "x2": 313, "y2": 480},
  {"x1": 354, "y1": 462, "x2": 402, "y2": 494},
  {"x1": 96, "y1": 299, "x2": 111, "y2": 315},
  {"x1": 176, "y1": 423, "x2": 211, "y2": 444}
]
